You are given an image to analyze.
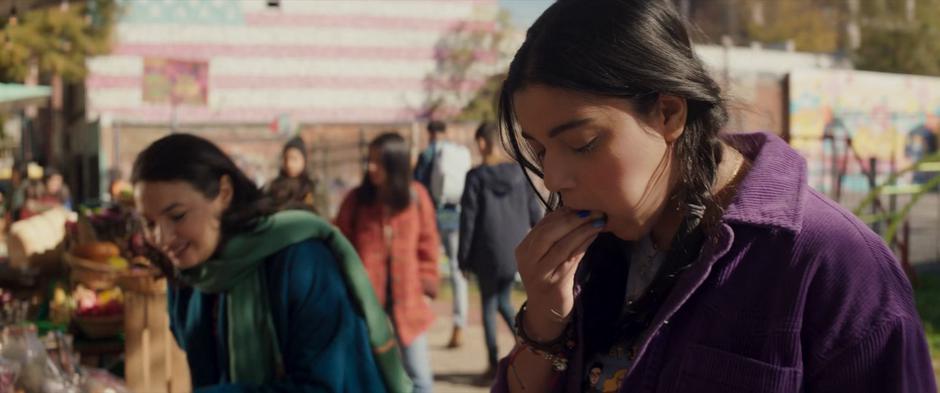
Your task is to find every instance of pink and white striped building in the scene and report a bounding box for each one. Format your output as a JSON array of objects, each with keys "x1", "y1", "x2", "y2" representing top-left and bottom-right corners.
[
  {"x1": 86, "y1": 0, "x2": 502, "y2": 205},
  {"x1": 87, "y1": 0, "x2": 500, "y2": 125}
]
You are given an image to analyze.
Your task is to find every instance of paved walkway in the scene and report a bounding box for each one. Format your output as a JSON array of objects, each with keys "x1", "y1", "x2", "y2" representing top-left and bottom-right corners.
[{"x1": 426, "y1": 287, "x2": 520, "y2": 393}]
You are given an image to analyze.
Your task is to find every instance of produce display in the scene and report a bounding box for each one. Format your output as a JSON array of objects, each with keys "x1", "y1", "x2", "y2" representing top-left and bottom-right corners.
[
  {"x1": 72, "y1": 287, "x2": 122, "y2": 318},
  {"x1": 0, "y1": 324, "x2": 128, "y2": 393},
  {"x1": 1, "y1": 203, "x2": 166, "y2": 391}
]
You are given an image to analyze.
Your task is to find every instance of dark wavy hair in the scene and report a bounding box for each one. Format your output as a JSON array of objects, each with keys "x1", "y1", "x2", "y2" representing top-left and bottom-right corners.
[
  {"x1": 131, "y1": 134, "x2": 272, "y2": 261},
  {"x1": 357, "y1": 132, "x2": 412, "y2": 212},
  {"x1": 498, "y1": 0, "x2": 730, "y2": 358},
  {"x1": 474, "y1": 121, "x2": 499, "y2": 147},
  {"x1": 498, "y1": 0, "x2": 728, "y2": 222},
  {"x1": 268, "y1": 136, "x2": 318, "y2": 214}
]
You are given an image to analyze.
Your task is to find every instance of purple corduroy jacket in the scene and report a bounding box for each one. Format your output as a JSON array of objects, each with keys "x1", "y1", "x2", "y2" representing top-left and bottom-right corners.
[{"x1": 493, "y1": 132, "x2": 937, "y2": 393}]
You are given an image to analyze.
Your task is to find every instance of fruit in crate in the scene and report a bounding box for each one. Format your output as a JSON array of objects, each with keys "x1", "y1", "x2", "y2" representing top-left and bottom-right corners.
[
  {"x1": 72, "y1": 241, "x2": 120, "y2": 262},
  {"x1": 49, "y1": 286, "x2": 72, "y2": 325},
  {"x1": 97, "y1": 287, "x2": 123, "y2": 305},
  {"x1": 73, "y1": 285, "x2": 96, "y2": 311},
  {"x1": 81, "y1": 300, "x2": 123, "y2": 317},
  {"x1": 107, "y1": 256, "x2": 129, "y2": 270},
  {"x1": 74, "y1": 286, "x2": 123, "y2": 317},
  {"x1": 130, "y1": 255, "x2": 151, "y2": 269},
  {"x1": 53, "y1": 287, "x2": 67, "y2": 306},
  {"x1": 72, "y1": 285, "x2": 124, "y2": 339},
  {"x1": 77, "y1": 205, "x2": 143, "y2": 254},
  {"x1": 71, "y1": 242, "x2": 120, "y2": 263},
  {"x1": 78, "y1": 301, "x2": 123, "y2": 317}
]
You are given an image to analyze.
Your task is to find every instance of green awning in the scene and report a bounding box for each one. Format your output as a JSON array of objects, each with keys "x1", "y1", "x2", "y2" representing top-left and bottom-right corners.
[{"x1": 0, "y1": 83, "x2": 51, "y2": 112}]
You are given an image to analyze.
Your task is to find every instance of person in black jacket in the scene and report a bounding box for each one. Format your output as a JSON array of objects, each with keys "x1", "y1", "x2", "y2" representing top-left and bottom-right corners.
[{"x1": 458, "y1": 122, "x2": 543, "y2": 378}]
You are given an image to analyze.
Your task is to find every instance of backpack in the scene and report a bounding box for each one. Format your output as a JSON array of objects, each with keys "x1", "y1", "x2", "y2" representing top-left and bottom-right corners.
[{"x1": 428, "y1": 141, "x2": 472, "y2": 207}]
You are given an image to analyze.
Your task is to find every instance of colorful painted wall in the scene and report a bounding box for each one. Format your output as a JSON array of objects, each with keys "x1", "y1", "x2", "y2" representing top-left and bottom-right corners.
[{"x1": 789, "y1": 69, "x2": 940, "y2": 195}]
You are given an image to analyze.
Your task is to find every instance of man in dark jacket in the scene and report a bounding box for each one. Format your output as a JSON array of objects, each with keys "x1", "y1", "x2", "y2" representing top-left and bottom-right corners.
[{"x1": 458, "y1": 122, "x2": 542, "y2": 378}]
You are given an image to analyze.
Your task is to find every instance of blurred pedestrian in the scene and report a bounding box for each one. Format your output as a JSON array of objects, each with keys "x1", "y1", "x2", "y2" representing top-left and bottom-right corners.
[
  {"x1": 7, "y1": 163, "x2": 28, "y2": 221},
  {"x1": 264, "y1": 136, "x2": 322, "y2": 214},
  {"x1": 414, "y1": 120, "x2": 472, "y2": 348},
  {"x1": 39, "y1": 168, "x2": 72, "y2": 211},
  {"x1": 336, "y1": 132, "x2": 440, "y2": 393},
  {"x1": 458, "y1": 122, "x2": 542, "y2": 378},
  {"x1": 16, "y1": 165, "x2": 46, "y2": 221}
]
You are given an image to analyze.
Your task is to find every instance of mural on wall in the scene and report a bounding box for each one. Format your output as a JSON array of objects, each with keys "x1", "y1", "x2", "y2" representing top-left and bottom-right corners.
[
  {"x1": 788, "y1": 69, "x2": 940, "y2": 196},
  {"x1": 142, "y1": 58, "x2": 209, "y2": 106}
]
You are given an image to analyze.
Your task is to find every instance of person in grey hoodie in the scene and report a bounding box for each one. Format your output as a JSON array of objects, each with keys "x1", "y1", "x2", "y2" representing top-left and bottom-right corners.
[{"x1": 458, "y1": 122, "x2": 543, "y2": 378}]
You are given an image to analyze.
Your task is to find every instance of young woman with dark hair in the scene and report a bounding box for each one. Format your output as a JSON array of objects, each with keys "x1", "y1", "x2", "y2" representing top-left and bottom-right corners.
[
  {"x1": 335, "y1": 132, "x2": 441, "y2": 393},
  {"x1": 494, "y1": 1, "x2": 936, "y2": 392},
  {"x1": 132, "y1": 133, "x2": 410, "y2": 392},
  {"x1": 264, "y1": 136, "x2": 322, "y2": 214}
]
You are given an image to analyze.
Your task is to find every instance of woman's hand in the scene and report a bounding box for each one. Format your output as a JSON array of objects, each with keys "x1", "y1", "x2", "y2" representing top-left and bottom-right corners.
[{"x1": 515, "y1": 208, "x2": 605, "y2": 341}]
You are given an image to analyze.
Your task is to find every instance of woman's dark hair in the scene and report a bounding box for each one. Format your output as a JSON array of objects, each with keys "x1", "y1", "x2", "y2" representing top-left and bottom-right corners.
[
  {"x1": 131, "y1": 133, "x2": 271, "y2": 254},
  {"x1": 499, "y1": 0, "x2": 730, "y2": 359},
  {"x1": 12, "y1": 162, "x2": 26, "y2": 179},
  {"x1": 42, "y1": 167, "x2": 70, "y2": 201},
  {"x1": 268, "y1": 136, "x2": 318, "y2": 213},
  {"x1": 279, "y1": 136, "x2": 310, "y2": 178},
  {"x1": 427, "y1": 120, "x2": 447, "y2": 134},
  {"x1": 498, "y1": 0, "x2": 728, "y2": 220},
  {"x1": 43, "y1": 167, "x2": 62, "y2": 182},
  {"x1": 357, "y1": 132, "x2": 412, "y2": 212},
  {"x1": 474, "y1": 121, "x2": 499, "y2": 147}
]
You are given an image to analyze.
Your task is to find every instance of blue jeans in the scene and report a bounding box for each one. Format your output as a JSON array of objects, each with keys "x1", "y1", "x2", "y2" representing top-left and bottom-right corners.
[
  {"x1": 480, "y1": 277, "x2": 516, "y2": 367},
  {"x1": 441, "y1": 227, "x2": 468, "y2": 328},
  {"x1": 400, "y1": 332, "x2": 434, "y2": 393}
]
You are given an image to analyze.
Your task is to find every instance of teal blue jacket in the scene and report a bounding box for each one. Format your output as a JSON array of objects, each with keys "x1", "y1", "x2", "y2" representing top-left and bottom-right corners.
[{"x1": 168, "y1": 239, "x2": 388, "y2": 392}]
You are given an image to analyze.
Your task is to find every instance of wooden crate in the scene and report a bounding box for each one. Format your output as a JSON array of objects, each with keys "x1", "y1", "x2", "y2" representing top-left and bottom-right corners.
[{"x1": 123, "y1": 281, "x2": 191, "y2": 393}]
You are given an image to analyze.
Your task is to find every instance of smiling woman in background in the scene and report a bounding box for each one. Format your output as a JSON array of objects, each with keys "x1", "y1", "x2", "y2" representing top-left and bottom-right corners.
[{"x1": 132, "y1": 133, "x2": 410, "y2": 393}]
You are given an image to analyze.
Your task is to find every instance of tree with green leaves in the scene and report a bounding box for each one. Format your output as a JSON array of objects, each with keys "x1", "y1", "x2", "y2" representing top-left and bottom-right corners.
[
  {"x1": 0, "y1": 0, "x2": 118, "y2": 84},
  {"x1": 423, "y1": 6, "x2": 515, "y2": 121},
  {"x1": 681, "y1": 0, "x2": 940, "y2": 77},
  {"x1": 456, "y1": 72, "x2": 504, "y2": 122},
  {"x1": 852, "y1": 0, "x2": 940, "y2": 77},
  {"x1": 739, "y1": 0, "x2": 842, "y2": 53},
  {"x1": 671, "y1": 0, "x2": 843, "y2": 52}
]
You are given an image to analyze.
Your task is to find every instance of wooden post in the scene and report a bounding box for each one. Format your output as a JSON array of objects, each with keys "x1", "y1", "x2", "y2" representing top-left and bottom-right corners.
[{"x1": 124, "y1": 281, "x2": 190, "y2": 392}]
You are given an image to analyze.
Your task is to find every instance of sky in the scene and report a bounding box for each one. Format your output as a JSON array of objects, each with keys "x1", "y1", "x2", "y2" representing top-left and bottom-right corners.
[{"x1": 499, "y1": 0, "x2": 552, "y2": 29}]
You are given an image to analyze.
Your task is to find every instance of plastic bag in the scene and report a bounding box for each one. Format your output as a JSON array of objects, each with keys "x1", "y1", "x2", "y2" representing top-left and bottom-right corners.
[
  {"x1": 0, "y1": 357, "x2": 20, "y2": 393},
  {"x1": 1, "y1": 325, "x2": 49, "y2": 392},
  {"x1": 81, "y1": 369, "x2": 130, "y2": 393}
]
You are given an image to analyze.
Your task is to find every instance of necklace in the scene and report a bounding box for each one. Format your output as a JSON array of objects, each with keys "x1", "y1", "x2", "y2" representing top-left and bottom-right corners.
[
  {"x1": 581, "y1": 219, "x2": 705, "y2": 357},
  {"x1": 582, "y1": 152, "x2": 747, "y2": 367},
  {"x1": 715, "y1": 152, "x2": 750, "y2": 206},
  {"x1": 625, "y1": 236, "x2": 664, "y2": 304}
]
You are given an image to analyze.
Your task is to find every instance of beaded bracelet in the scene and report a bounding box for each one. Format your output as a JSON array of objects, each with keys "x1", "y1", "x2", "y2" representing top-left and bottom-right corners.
[
  {"x1": 513, "y1": 301, "x2": 576, "y2": 371},
  {"x1": 521, "y1": 343, "x2": 570, "y2": 372},
  {"x1": 507, "y1": 345, "x2": 566, "y2": 392}
]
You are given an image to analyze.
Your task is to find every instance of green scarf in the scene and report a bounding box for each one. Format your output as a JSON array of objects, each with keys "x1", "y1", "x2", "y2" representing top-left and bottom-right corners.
[{"x1": 179, "y1": 210, "x2": 412, "y2": 392}]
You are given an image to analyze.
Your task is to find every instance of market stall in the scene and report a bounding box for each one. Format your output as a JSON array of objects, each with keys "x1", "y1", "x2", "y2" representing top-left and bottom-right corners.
[{"x1": 0, "y1": 199, "x2": 189, "y2": 392}]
